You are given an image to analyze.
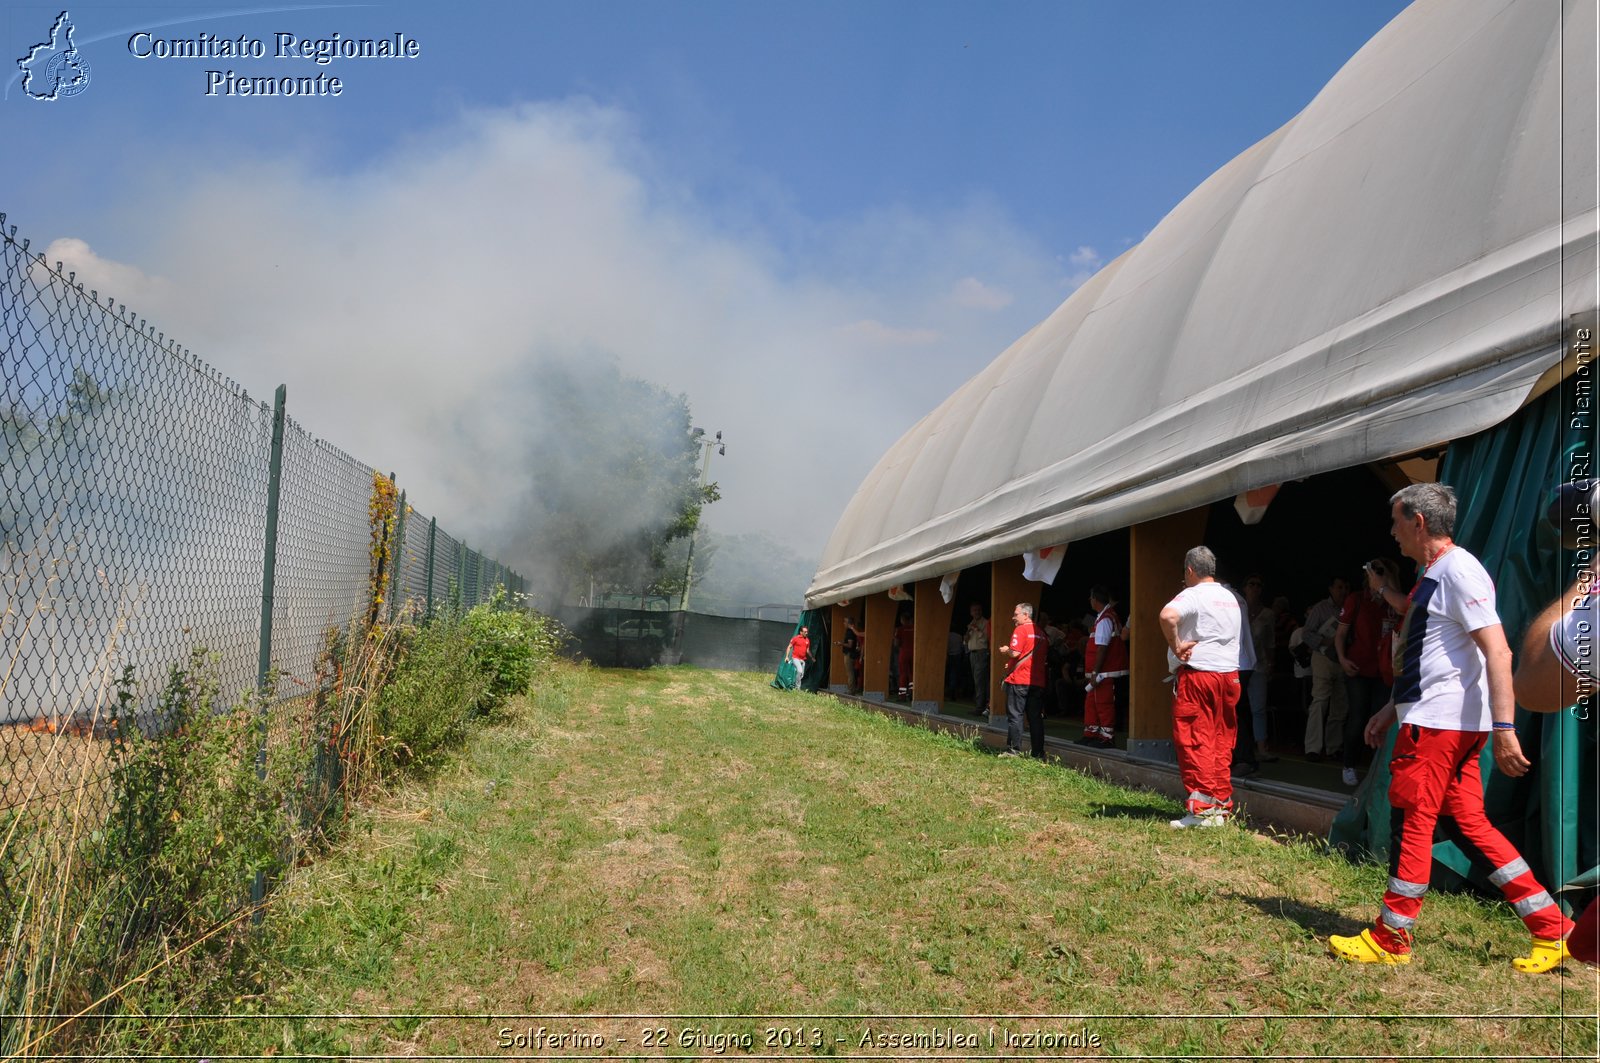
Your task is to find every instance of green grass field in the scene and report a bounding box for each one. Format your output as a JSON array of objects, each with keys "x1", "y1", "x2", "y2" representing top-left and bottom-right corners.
[{"x1": 240, "y1": 664, "x2": 1597, "y2": 1059}]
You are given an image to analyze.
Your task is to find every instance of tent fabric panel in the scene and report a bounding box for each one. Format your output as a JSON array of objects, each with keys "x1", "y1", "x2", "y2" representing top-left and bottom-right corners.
[
  {"x1": 812, "y1": 332, "x2": 1548, "y2": 601},
  {"x1": 1016, "y1": 139, "x2": 1286, "y2": 465}
]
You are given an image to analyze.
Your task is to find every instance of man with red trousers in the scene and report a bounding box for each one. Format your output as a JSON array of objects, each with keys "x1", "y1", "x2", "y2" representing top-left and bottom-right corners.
[
  {"x1": 1081, "y1": 586, "x2": 1128, "y2": 748},
  {"x1": 1328, "y1": 483, "x2": 1572, "y2": 971},
  {"x1": 1160, "y1": 545, "x2": 1248, "y2": 828}
]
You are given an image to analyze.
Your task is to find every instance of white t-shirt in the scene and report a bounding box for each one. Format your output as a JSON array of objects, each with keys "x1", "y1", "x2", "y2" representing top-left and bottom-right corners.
[
  {"x1": 1164, "y1": 580, "x2": 1246, "y2": 673},
  {"x1": 1553, "y1": 589, "x2": 1597, "y2": 681},
  {"x1": 1392, "y1": 547, "x2": 1500, "y2": 731}
]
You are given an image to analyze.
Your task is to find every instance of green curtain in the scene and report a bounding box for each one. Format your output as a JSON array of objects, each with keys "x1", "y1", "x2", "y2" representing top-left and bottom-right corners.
[
  {"x1": 771, "y1": 656, "x2": 799, "y2": 690},
  {"x1": 1329, "y1": 388, "x2": 1596, "y2": 906}
]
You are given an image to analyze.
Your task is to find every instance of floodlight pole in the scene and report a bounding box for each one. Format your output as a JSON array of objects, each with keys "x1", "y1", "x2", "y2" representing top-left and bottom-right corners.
[{"x1": 679, "y1": 429, "x2": 722, "y2": 612}]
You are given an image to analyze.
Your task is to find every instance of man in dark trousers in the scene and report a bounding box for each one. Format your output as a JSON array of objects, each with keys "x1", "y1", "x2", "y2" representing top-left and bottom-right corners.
[
  {"x1": 998, "y1": 602, "x2": 1046, "y2": 758},
  {"x1": 966, "y1": 602, "x2": 992, "y2": 717}
]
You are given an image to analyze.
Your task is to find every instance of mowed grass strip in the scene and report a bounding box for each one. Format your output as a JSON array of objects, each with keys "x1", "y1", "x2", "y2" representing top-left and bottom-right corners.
[{"x1": 259, "y1": 665, "x2": 1598, "y2": 1059}]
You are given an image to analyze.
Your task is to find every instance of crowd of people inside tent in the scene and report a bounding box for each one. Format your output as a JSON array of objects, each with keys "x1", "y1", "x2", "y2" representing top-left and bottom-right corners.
[{"x1": 832, "y1": 562, "x2": 1426, "y2": 790}]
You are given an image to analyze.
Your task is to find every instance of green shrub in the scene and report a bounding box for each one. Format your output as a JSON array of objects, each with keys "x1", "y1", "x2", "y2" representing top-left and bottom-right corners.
[
  {"x1": 82, "y1": 651, "x2": 295, "y2": 1048},
  {"x1": 102, "y1": 653, "x2": 289, "y2": 946},
  {"x1": 461, "y1": 590, "x2": 561, "y2": 712},
  {"x1": 373, "y1": 616, "x2": 488, "y2": 770}
]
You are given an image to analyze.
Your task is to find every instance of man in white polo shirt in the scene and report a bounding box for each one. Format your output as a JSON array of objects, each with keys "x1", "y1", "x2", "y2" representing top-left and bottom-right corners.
[
  {"x1": 1159, "y1": 545, "x2": 1247, "y2": 828},
  {"x1": 1328, "y1": 483, "x2": 1573, "y2": 971}
]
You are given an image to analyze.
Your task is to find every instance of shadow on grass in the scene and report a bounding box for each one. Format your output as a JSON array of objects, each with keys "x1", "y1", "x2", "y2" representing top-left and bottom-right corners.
[
  {"x1": 1087, "y1": 803, "x2": 1174, "y2": 824},
  {"x1": 1229, "y1": 891, "x2": 1362, "y2": 937}
]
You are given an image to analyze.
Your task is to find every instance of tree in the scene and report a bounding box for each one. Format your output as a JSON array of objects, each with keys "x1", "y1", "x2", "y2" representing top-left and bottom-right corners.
[{"x1": 516, "y1": 356, "x2": 716, "y2": 604}]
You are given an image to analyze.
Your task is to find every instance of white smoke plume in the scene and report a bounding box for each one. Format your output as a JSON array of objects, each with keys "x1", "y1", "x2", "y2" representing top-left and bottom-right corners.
[{"x1": 41, "y1": 99, "x2": 1068, "y2": 587}]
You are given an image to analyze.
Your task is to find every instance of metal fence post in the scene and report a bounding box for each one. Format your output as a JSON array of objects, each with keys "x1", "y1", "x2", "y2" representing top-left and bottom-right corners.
[
  {"x1": 424, "y1": 516, "x2": 437, "y2": 622},
  {"x1": 455, "y1": 540, "x2": 465, "y2": 613},
  {"x1": 253, "y1": 383, "x2": 287, "y2": 918},
  {"x1": 389, "y1": 489, "x2": 407, "y2": 621}
]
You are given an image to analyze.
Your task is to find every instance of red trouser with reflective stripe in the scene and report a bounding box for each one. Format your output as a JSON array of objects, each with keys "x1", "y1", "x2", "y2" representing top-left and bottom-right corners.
[
  {"x1": 1171, "y1": 669, "x2": 1239, "y2": 812},
  {"x1": 1376, "y1": 723, "x2": 1573, "y2": 949},
  {"x1": 1084, "y1": 680, "x2": 1115, "y2": 734}
]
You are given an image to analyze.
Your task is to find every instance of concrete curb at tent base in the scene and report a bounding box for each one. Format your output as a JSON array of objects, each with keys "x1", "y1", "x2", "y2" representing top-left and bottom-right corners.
[{"x1": 828, "y1": 687, "x2": 1346, "y2": 838}]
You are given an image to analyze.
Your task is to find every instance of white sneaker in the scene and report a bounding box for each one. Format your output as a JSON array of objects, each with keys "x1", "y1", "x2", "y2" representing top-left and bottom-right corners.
[
  {"x1": 1342, "y1": 768, "x2": 1359, "y2": 786},
  {"x1": 1170, "y1": 812, "x2": 1228, "y2": 829}
]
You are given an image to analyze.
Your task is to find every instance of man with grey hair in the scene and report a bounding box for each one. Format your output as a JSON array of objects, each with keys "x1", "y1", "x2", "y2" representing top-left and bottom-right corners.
[
  {"x1": 998, "y1": 600, "x2": 1046, "y2": 758},
  {"x1": 1328, "y1": 482, "x2": 1573, "y2": 970},
  {"x1": 1159, "y1": 545, "x2": 1246, "y2": 828}
]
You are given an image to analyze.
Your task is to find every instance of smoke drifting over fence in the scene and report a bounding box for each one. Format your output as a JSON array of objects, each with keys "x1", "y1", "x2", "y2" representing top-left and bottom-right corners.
[{"x1": 0, "y1": 212, "x2": 522, "y2": 739}]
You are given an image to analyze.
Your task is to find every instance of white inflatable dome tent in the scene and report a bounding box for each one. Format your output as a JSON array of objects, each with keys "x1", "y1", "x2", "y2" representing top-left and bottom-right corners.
[{"x1": 810, "y1": 0, "x2": 1596, "y2": 608}]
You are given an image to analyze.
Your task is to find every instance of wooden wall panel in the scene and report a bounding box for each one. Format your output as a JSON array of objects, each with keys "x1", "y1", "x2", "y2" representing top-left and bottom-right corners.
[{"x1": 912, "y1": 576, "x2": 956, "y2": 709}]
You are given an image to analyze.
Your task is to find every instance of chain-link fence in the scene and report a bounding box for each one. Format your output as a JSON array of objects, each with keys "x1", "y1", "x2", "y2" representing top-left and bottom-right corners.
[{"x1": 0, "y1": 207, "x2": 523, "y2": 861}]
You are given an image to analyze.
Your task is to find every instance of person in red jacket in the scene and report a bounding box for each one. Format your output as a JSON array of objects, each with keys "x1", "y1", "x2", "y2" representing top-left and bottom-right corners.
[
  {"x1": 1081, "y1": 586, "x2": 1128, "y2": 748},
  {"x1": 998, "y1": 602, "x2": 1047, "y2": 758},
  {"x1": 1334, "y1": 558, "x2": 1402, "y2": 786},
  {"x1": 784, "y1": 625, "x2": 811, "y2": 690}
]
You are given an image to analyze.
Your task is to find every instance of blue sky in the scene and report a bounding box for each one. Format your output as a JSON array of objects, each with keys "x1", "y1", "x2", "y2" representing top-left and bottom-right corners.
[{"x1": 2, "y1": 0, "x2": 1412, "y2": 575}]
